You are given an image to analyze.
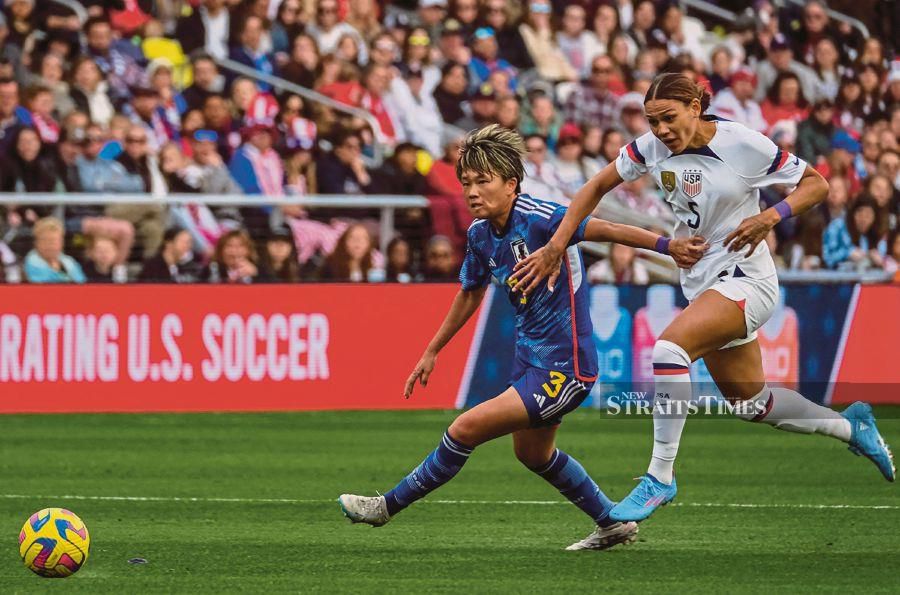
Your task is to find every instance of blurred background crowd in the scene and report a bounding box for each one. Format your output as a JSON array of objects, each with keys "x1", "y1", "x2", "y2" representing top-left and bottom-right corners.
[{"x1": 0, "y1": 0, "x2": 897, "y2": 284}]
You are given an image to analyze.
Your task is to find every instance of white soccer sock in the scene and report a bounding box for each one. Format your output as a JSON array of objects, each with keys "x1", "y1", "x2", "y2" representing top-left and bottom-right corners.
[
  {"x1": 734, "y1": 385, "x2": 851, "y2": 441},
  {"x1": 647, "y1": 340, "x2": 693, "y2": 484}
]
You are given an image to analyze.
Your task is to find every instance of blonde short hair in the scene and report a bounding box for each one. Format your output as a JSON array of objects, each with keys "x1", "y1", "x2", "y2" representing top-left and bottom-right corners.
[
  {"x1": 33, "y1": 217, "x2": 64, "y2": 238},
  {"x1": 456, "y1": 124, "x2": 527, "y2": 192}
]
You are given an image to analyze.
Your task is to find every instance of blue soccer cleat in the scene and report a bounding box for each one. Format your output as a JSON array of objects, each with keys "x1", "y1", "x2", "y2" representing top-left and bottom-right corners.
[
  {"x1": 842, "y1": 402, "x2": 895, "y2": 482},
  {"x1": 609, "y1": 474, "x2": 678, "y2": 522}
]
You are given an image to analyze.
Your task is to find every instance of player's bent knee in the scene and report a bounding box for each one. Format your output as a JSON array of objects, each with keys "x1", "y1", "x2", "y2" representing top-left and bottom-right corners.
[
  {"x1": 652, "y1": 339, "x2": 691, "y2": 367},
  {"x1": 447, "y1": 415, "x2": 481, "y2": 448},
  {"x1": 513, "y1": 442, "x2": 555, "y2": 469}
]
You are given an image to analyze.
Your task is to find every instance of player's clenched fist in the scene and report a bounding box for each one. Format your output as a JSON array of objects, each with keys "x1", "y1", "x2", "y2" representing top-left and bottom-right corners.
[
  {"x1": 404, "y1": 351, "x2": 437, "y2": 398},
  {"x1": 669, "y1": 236, "x2": 709, "y2": 268}
]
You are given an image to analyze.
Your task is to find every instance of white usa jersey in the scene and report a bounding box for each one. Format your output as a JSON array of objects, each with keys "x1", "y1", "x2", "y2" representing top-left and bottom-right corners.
[{"x1": 615, "y1": 117, "x2": 807, "y2": 300}]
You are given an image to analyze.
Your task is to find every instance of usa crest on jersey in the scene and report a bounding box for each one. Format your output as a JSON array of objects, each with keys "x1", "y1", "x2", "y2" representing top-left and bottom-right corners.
[{"x1": 682, "y1": 170, "x2": 702, "y2": 197}]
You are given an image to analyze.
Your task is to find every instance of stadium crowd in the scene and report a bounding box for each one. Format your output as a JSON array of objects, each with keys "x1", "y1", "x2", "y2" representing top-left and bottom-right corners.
[{"x1": 0, "y1": 0, "x2": 897, "y2": 284}]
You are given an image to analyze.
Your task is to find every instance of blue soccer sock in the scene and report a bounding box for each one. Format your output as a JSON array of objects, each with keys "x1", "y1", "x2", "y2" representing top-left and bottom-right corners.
[
  {"x1": 530, "y1": 449, "x2": 615, "y2": 527},
  {"x1": 383, "y1": 431, "x2": 473, "y2": 516}
]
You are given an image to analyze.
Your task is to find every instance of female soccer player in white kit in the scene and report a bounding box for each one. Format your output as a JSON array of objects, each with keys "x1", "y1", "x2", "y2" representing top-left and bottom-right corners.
[{"x1": 511, "y1": 72, "x2": 894, "y2": 523}]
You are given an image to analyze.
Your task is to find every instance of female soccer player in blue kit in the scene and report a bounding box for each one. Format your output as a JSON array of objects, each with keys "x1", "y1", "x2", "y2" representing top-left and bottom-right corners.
[
  {"x1": 338, "y1": 124, "x2": 706, "y2": 550},
  {"x1": 511, "y1": 73, "x2": 894, "y2": 524}
]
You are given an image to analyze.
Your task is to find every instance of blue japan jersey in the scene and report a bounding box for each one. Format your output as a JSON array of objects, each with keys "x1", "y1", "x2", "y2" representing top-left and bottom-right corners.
[{"x1": 460, "y1": 194, "x2": 598, "y2": 381}]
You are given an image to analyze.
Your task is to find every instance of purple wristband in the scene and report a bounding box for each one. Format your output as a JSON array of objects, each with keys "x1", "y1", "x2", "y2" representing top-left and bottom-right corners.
[
  {"x1": 773, "y1": 200, "x2": 793, "y2": 220},
  {"x1": 655, "y1": 236, "x2": 671, "y2": 255}
]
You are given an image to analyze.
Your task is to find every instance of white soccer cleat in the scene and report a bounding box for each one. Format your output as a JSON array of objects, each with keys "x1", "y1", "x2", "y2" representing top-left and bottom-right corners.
[
  {"x1": 565, "y1": 521, "x2": 639, "y2": 551},
  {"x1": 338, "y1": 494, "x2": 391, "y2": 527}
]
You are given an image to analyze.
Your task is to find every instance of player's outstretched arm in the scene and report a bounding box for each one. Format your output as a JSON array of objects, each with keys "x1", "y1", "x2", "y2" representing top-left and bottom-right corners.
[
  {"x1": 511, "y1": 162, "x2": 624, "y2": 294},
  {"x1": 404, "y1": 287, "x2": 487, "y2": 398},
  {"x1": 725, "y1": 165, "x2": 828, "y2": 255},
  {"x1": 583, "y1": 219, "x2": 709, "y2": 269}
]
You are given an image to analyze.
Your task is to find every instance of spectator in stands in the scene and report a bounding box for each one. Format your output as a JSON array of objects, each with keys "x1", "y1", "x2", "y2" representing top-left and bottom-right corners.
[
  {"x1": 436, "y1": 19, "x2": 470, "y2": 67},
  {"x1": 338, "y1": 35, "x2": 365, "y2": 65},
  {"x1": 371, "y1": 142, "x2": 426, "y2": 195},
  {"x1": 176, "y1": 0, "x2": 230, "y2": 60},
  {"x1": 615, "y1": 92, "x2": 649, "y2": 141},
  {"x1": 82, "y1": 236, "x2": 123, "y2": 283},
  {"x1": 260, "y1": 229, "x2": 300, "y2": 282},
  {"x1": 0, "y1": 127, "x2": 58, "y2": 195},
  {"x1": 761, "y1": 71, "x2": 810, "y2": 133},
  {"x1": 556, "y1": 4, "x2": 600, "y2": 80},
  {"x1": 181, "y1": 54, "x2": 223, "y2": 113},
  {"x1": 421, "y1": 235, "x2": 457, "y2": 281},
  {"x1": 417, "y1": 0, "x2": 449, "y2": 41},
  {"x1": 564, "y1": 54, "x2": 618, "y2": 130},
  {"x1": 520, "y1": 92, "x2": 562, "y2": 151},
  {"x1": 468, "y1": 26, "x2": 518, "y2": 92},
  {"x1": 317, "y1": 129, "x2": 371, "y2": 194},
  {"x1": 793, "y1": 0, "x2": 836, "y2": 68},
  {"x1": 834, "y1": 73, "x2": 865, "y2": 134},
  {"x1": 448, "y1": 0, "x2": 478, "y2": 36},
  {"x1": 127, "y1": 83, "x2": 178, "y2": 152},
  {"x1": 138, "y1": 227, "x2": 200, "y2": 283},
  {"x1": 24, "y1": 86, "x2": 60, "y2": 145},
  {"x1": 385, "y1": 236, "x2": 414, "y2": 283},
  {"x1": 425, "y1": 136, "x2": 463, "y2": 198},
  {"x1": 77, "y1": 124, "x2": 144, "y2": 194},
  {"x1": 115, "y1": 123, "x2": 165, "y2": 195},
  {"x1": 707, "y1": 46, "x2": 733, "y2": 95},
  {"x1": 823, "y1": 197, "x2": 887, "y2": 270},
  {"x1": 820, "y1": 175, "x2": 850, "y2": 225},
  {"x1": 31, "y1": 53, "x2": 75, "y2": 119},
  {"x1": 495, "y1": 96, "x2": 521, "y2": 132},
  {"x1": 796, "y1": 98, "x2": 836, "y2": 166},
  {"x1": 205, "y1": 228, "x2": 269, "y2": 284},
  {"x1": 228, "y1": 16, "x2": 275, "y2": 93},
  {"x1": 271, "y1": 0, "x2": 304, "y2": 61},
  {"x1": 627, "y1": 0, "x2": 655, "y2": 50},
  {"x1": 861, "y1": 131, "x2": 884, "y2": 178},
  {"x1": 812, "y1": 38, "x2": 842, "y2": 101},
  {"x1": 708, "y1": 67, "x2": 767, "y2": 133},
  {"x1": 482, "y1": 0, "x2": 532, "y2": 70},
  {"x1": 84, "y1": 16, "x2": 146, "y2": 100},
  {"x1": 521, "y1": 133, "x2": 563, "y2": 199},
  {"x1": 392, "y1": 64, "x2": 443, "y2": 157},
  {"x1": 432, "y1": 62, "x2": 469, "y2": 125},
  {"x1": 147, "y1": 59, "x2": 185, "y2": 130},
  {"x1": 69, "y1": 57, "x2": 116, "y2": 128},
  {"x1": 553, "y1": 123, "x2": 599, "y2": 198},
  {"x1": 318, "y1": 223, "x2": 380, "y2": 282},
  {"x1": 229, "y1": 119, "x2": 283, "y2": 196},
  {"x1": 279, "y1": 34, "x2": 319, "y2": 90},
  {"x1": 857, "y1": 62, "x2": 887, "y2": 121},
  {"x1": 23, "y1": 217, "x2": 85, "y2": 284},
  {"x1": 192, "y1": 129, "x2": 242, "y2": 196},
  {"x1": 598, "y1": 128, "x2": 625, "y2": 168},
  {"x1": 754, "y1": 33, "x2": 821, "y2": 105},
  {"x1": 866, "y1": 174, "x2": 896, "y2": 236},
  {"x1": 519, "y1": 0, "x2": 577, "y2": 84},
  {"x1": 453, "y1": 82, "x2": 497, "y2": 131},
  {"x1": 307, "y1": 0, "x2": 366, "y2": 61},
  {"x1": 0, "y1": 77, "x2": 32, "y2": 151},
  {"x1": 587, "y1": 242, "x2": 649, "y2": 285}
]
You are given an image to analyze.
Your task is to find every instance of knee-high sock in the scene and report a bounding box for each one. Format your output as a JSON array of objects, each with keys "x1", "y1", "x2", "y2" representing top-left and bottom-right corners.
[
  {"x1": 383, "y1": 431, "x2": 473, "y2": 516},
  {"x1": 648, "y1": 340, "x2": 693, "y2": 484},
  {"x1": 530, "y1": 449, "x2": 615, "y2": 526},
  {"x1": 735, "y1": 385, "x2": 851, "y2": 441}
]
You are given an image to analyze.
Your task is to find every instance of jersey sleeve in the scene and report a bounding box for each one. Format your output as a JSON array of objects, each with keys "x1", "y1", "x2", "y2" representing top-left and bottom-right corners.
[
  {"x1": 615, "y1": 137, "x2": 650, "y2": 182},
  {"x1": 548, "y1": 206, "x2": 591, "y2": 246},
  {"x1": 735, "y1": 129, "x2": 807, "y2": 189},
  {"x1": 459, "y1": 225, "x2": 490, "y2": 291}
]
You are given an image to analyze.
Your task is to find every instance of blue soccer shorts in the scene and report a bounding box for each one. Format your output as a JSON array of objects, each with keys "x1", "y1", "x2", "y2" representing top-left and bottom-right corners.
[{"x1": 510, "y1": 360, "x2": 594, "y2": 428}]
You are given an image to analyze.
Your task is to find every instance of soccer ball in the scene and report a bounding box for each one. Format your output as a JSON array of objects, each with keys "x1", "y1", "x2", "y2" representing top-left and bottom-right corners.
[{"x1": 19, "y1": 508, "x2": 90, "y2": 578}]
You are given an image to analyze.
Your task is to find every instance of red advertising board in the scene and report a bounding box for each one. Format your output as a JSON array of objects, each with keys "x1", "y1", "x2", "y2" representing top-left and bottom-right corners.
[
  {"x1": 0, "y1": 285, "x2": 476, "y2": 413},
  {"x1": 830, "y1": 285, "x2": 900, "y2": 404}
]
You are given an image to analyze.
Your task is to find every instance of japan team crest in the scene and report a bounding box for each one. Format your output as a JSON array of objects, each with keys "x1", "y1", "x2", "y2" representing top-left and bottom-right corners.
[
  {"x1": 682, "y1": 170, "x2": 703, "y2": 198},
  {"x1": 660, "y1": 171, "x2": 676, "y2": 192}
]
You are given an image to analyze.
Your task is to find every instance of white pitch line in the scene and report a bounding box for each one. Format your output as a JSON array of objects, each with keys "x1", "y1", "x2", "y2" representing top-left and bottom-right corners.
[{"x1": 0, "y1": 494, "x2": 898, "y2": 511}]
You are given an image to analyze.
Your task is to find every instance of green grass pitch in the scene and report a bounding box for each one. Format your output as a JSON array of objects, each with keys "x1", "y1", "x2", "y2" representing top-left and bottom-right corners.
[{"x1": 1, "y1": 408, "x2": 898, "y2": 592}]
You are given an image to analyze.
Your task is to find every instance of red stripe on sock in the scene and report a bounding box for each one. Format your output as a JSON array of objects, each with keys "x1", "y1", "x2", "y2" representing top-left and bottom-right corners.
[{"x1": 751, "y1": 392, "x2": 774, "y2": 422}]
